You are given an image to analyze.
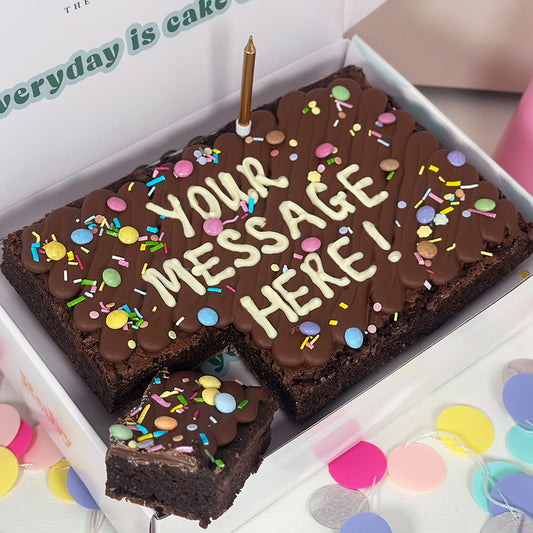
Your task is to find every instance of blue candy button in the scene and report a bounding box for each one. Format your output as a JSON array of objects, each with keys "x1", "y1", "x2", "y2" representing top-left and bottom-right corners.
[
  {"x1": 197, "y1": 307, "x2": 218, "y2": 327},
  {"x1": 71, "y1": 228, "x2": 93, "y2": 245},
  {"x1": 344, "y1": 327, "x2": 364, "y2": 349}
]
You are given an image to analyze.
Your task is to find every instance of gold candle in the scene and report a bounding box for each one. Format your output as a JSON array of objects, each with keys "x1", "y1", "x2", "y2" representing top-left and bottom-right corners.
[{"x1": 237, "y1": 36, "x2": 256, "y2": 133}]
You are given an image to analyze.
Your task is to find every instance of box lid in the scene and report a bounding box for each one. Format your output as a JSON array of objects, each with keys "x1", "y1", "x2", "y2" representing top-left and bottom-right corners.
[{"x1": 0, "y1": 0, "x2": 386, "y2": 223}]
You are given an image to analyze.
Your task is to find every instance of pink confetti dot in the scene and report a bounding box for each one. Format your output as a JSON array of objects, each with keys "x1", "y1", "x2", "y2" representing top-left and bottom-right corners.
[
  {"x1": 6, "y1": 420, "x2": 33, "y2": 458},
  {"x1": 367, "y1": 324, "x2": 377, "y2": 334},
  {"x1": 19, "y1": 424, "x2": 63, "y2": 470},
  {"x1": 328, "y1": 441, "x2": 387, "y2": 489},
  {"x1": 0, "y1": 403, "x2": 21, "y2": 446}
]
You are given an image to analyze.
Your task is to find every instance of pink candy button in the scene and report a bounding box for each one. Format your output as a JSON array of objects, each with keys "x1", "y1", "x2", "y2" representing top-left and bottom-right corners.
[
  {"x1": 301, "y1": 237, "x2": 321, "y2": 253},
  {"x1": 315, "y1": 142, "x2": 334, "y2": 159},
  {"x1": 106, "y1": 196, "x2": 127, "y2": 212},
  {"x1": 378, "y1": 112, "x2": 396, "y2": 125},
  {"x1": 203, "y1": 218, "x2": 223, "y2": 236},
  {"x1": 174, "y1": 160, "x2": 194, "y2": 178}
]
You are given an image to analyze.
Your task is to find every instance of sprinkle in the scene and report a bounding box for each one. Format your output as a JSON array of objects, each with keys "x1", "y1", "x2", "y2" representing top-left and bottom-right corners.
[
  {"x1": 418, "y1": 165, "x2": 425, "y2": 175},
  {"x1": 461, "y1": 184, "x2": 478, "y2": 189},
  {"x1": 137, "y1": 433, "x2": 154, "y2": 442},
  {"x1": 414, "y1": 199, "x2": 424, "y2": 209},
  {"x1": 66, "y1": 296, "x2": 85, "y2": 307},
  {"x1": 146, "y1": 176, "x2": 165, "y2": 187},
  {"x1": 394, "y1": 312, "x2": 398, "y2": 321},
  {"x1": 333, "y1": 119, "x2": 339, "y2": 127},
  {"x1": 395, "y1": 220, "x2": 401, "y2": 227},
  {"x1": 481, "y1": 251, "x2": 493, "y2": 257},
  {"x1": 207, "y1": 287, "x2": 222, "y2": 293},
  {"x1": 148, "y1": 445, "x2": 163, "y2": 452},
  {"x1": 370, "y1": 130, "x2": 382, "y2": 138},
  {"x1": 310, "y1": 334, "x2": 320, "y2": 345},
  {"x1": 141, "y1": 263, "x2": 148, "y2": 275},
  {"x1": 252, "y1": 137, "x2": 264, "y2": 142},
  {"x1": 63, "y1": 270, "x2": 68, "y2": 281},
  {"x1": 329, "y1": 320, "x2": 338, "y2": 326},
  {"x1": 175, "y1": 316, "x2": 185, "y2": 327},
  {"x1": 175, "y1": 446, "x2": 194, "y2": 453},
  {"x1": 177, "y1": 394, "x2": 188, "y2": 406},
  {"x1": 248, "y1": 197, "x2": 254, "y2": 213},
  {"x1": 428, "y1": 238, "x2": 443, "y2": 243},
  {"x1": 386, "y1": 171, "x2": 395, "y2": 180},
  {"x1": 75, "y1": 254, "x2": 84, "y2": 270},
  {"x1": 377, "y1": 138, "x2": 390, "y2": 147},
  {"x1": 335, "y1": 99, "x2": 353, "y2": 108},
  {"x1": 151, "y1": 394, "x2": 171, "y2": 408},
  {"x1": 339, "y1": 302, "x2": 348, "y2": 309},
  {"x1": 429, "y1": 193, "x2": 444, "y2": 204},
  {"x1": 199, "y1": 433, "x2": 209, "y2": 445},
  {"x1": 149, "y1": 242, "x2": 164, "y2": 252},
  {"x1": 305, "y1": 342, "x2": 315, "y2": 350},
  {"x1": 154, "y1": 377, "x2": 161, "y2": 384},
  {"x1": 215, "y1": 459, "x2": 225, "y2": 468},
  {"x1": 298, "y1": 336, "x2": 310, "y2": 350},
  {"x1": 414, "y1": 252, "x2": 425, "y2": 265},
  {"x1": 204, "y1": 449, "x2": 216, "y2": 462},
  {"x1": 146, "y1": 225, "x2": 158, "y2": 233},
  {"x1": 293, "y1": 253, "x2": 303, "y2": 260},
  {"x1": 153, "y1": 430, "x2": 168, "y2": 438},
  {"x1": 237, "y1": 400, "x2": 249, "y2": 409},
  {"x1": 136, "y1": 424, "x2": 148, "y2": 435},
  {"x1": 136, "y1": 404, "x2": 151, "y2": 424},
  {"x1": 112, "y1": 218, "x2": 121, "y2": 229},
  {"x1": 134, "y1": 288, "x2": 147, "y2": 296},
  {"x1": 225, "y1": 285, "x2": 236, "y2": 293},
  {"x1": 446, "y1": 181, "x2": 461, "y2": 187},
  {"x1": 468, "y1": 208, "x2": 496, "y2": 218},
  {"x1": 422, "y1": 188, "x2": 431, "y2": 201},
  {"x1": 209, "y1": 416, "x2": 218, "y2": 424},
  {"x1": 439, "y1": 207, "x2": 454, "y2": 215},
  {"x1": 446, "y1": 243, "x2": 456, "y2": 251},
  {"x1": 428, "y1": 165, "x2": 439, "y2": 172}
]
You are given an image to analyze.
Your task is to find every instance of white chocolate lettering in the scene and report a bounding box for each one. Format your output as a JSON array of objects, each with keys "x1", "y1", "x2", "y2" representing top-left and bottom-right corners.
[
  {"x1": 186, "y1": 185, "x2": 222, "y2": 220},
  {"x1": 184, "y1": 242, "x2": 235, "y2": 285},
  {"x1": 272, "y1": 268, "x2": 322, "y2": 316},
  {"x1": 305, "y1": 182, "x2": 356, "y2": 220},
  {"x1": 244, "y1": 216, "x2": 289, "y2": 254},
  {"x1": 279, "y1": 200, "x2": 327, "y2": 240},
  {"x1": 236, "y1": 156, "x2": 289, "y2": 198},
  {"x1": 216, "y1": 229, "x2": 261, "y2": 268},
  {"x1": 336, "y1": 164, "x2": 389, "y2": 207},
  {"x1": 146, "y1": 194, "x2": 195, "y2": 238},
  {"x1": 205, "y1": 171, "x2": 250, "y2": 211},
  {"x1": 142, "y1": 258, "x2": 206, "y2": 307},
  {"x1": 327, "y1": 236, "x2": 377, "y2": 282},
  {"x1": 300, "y1": 253, "x2": 350, "y2": 299},
  {"x1": 362, "y1": 220, "x2": 391, "y2": 250},
  {"x1": 240, "y1": 286, "x2": 298, "y2": 339}
]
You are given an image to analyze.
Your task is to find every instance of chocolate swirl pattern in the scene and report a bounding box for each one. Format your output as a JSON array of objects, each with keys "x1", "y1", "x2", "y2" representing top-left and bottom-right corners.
[{"x1": 21, "y1": 77, "x2": 520, "y2": 368}]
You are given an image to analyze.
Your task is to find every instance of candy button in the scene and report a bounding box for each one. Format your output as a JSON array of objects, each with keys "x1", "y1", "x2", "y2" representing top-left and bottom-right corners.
[
  {"x1": 379, "y1": 158, "x2": 400, "y2": 172},
  {"x1": 45, "y1": 241, "x2": 66, "y2": 261},
  {"x1": 70, "y1": 228, "x2": 93, "y2": 245},
  {"x1": 66, "y1": 467, "x2": 99, "y2": 510},
  {"x1": 416, "y1": 205, "x2": 435, "y2": 224},
  {"x1": 447, "y1": 150, "x2": 466, "y2": 167},
  {"x1": 301, "y1": 237, "x2": 321, "y2": 253},
  {"x1": 102, "y1": 267, "x2": 121, "y2": 288},
  {"x1": 215, "y1": 392, "x2": 236, "y2": 413},
  {"x1": 203, "y1": 217, "x2": 223, "y2": 236},
  {"x1": 417, "y1": 241, "x2": 438, "y2": 259},
  {"x1": 154, "y1": 416, "x2": 178, "y2": 431},
  {"x1": 378, "y1": 112, "x2": 396, "y2": 125},
  {"x1": 198, "y1": 375, "x2": 222, "y2": 389},
  {"x1": 315, "y1": 142, "x2": 334, "y2": 159},
  {"x1": 106, "y1": 309, "x2": 129, "y2": 330},
  {"x1": 202, "y1": 388, "x2": 220, "y2": 406},
  {"x1": 107, "y1": 196, "x2": 127, "y2": 212},
  {"x1": 109, "y1": 424, "x2": 133, "y2": 441},
  {"x1": 307, "y1": 170, "x2": 321, "y2": 182},
  {"x1": 344, "y1": 327, "x2": 364, "y2": 349},
  {"x1": 474, "y1": 198, "x2": 496, "y2": 212},
  {"x1": 331, "y1": 85, "x2": 351, "y2": 101},
  {"x1": 19, "y1": 424, "x2": 63, "y2": 470},
  {"x1": 299, "y1": 321, "x2": 321, "y2": 336},
  {"x1": 265, "y1": 130, "x2": 285, "y2": 145},
  {"x1": 174, "y1": 159, "x2": 194, "y2": 178},
  {"x1": 0, "y1": 403, "x2": 21, "y2": 446},
  {"x1": 6, "y1": 420, "x2": 32, "y2": 458},
  {"x1": 186, "y1": 424, "x2": 198, "y2": 432},
  {"x1": 197, "y1": 307, "x2": 218, "y2": 327},
  {"x1": 118, "y1": 226, "x2": 139, "y2": 244},
  {"x1": 48, "y1": 459, "x2": 75, "y2": 502},
  {"x1": 0, "y1": 447, "x2": 19, "y2": 497}
]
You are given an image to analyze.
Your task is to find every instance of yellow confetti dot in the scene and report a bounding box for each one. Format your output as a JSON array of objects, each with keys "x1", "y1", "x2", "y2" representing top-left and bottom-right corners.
[
  {"x1": 289, "y1": 139, "x2": 298, "y2": 148},
  {"x1": 105, "y1": 309, "x2": 129, "y2": 330},
  {"x1": 202, "y1": 388, "x2": 220, "y2": 406},
  {"x1": 352, "y1": 123, "x2": 361, "y2": 132},
  {"x1": 118, "y1": 225, "x2": 139, "y2": 245},
  {"x1": 198, "y1": 375, "x2": 221, "y2": 389},
  {"x1": 127, "y1": 340, "x2": 136, "y2": 349},
  {"x1": 308, "y1": 100, "x2": 317, "y2": 108},
  {"x1": 44, "y1": 240, "x2": 67, "y2": 261},
  {"x1": 0, "y1": 447, "x2": 18, "y2": 497},
  {"x1": 48, "y1": 459, "x2": 74, "y2": 502},
  {"x1": 437, "y1": 405, "x2": 494, "y2": 455},
  {"x1": 311, "y1": 106, "x2": 321, "y2": 115}
]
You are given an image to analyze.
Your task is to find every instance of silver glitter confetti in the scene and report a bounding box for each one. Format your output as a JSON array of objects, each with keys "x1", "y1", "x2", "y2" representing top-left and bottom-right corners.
[
  {"x1": 502, "y1": 359, "x2": 533, "y2": 384},
  {"x1": 480, "y1": 511, "x2": 533, "y2": 533}
]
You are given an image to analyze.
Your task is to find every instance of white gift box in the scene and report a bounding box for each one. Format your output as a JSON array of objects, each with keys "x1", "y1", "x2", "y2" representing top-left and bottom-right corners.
[{"x1": 0, "y1": 1, "x2": 532, "y2": 532}]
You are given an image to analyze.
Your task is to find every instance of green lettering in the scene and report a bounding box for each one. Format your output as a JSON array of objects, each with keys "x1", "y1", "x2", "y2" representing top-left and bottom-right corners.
[
  {"x1": 13, "y1": 86, "x2": 29, "y2": 105},
  {"x1": 182, "y1": 8, "x2": 198, "y2": 26},
  {"x1": 0, "y1": 92, "x2": 11, "y2": 115},
  {"x1": 166, "y1": 14, "x2": 181, "y2": 34},
  {"x1": 30, "y1": 78, "x2": 45, "y2": 98},
  {"x1": 86, "y1": 53, "x2": 103, "y2": 72}
]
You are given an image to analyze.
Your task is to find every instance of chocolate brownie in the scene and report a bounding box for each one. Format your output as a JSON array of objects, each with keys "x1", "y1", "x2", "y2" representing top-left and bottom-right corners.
[
  {"x1": 2, "y1": 65, "x2": 532, "y2": 421},
  {"x1": 105, "y1": 370, "x2": 276, "y2": 527}
]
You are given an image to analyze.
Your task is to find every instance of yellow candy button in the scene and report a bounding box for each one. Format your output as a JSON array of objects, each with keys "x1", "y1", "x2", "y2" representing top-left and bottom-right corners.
[
  {"x1": 198, "y1": 375, "x2": 221, "y2": 390},
  {"x1": 437, "y1": 405, "x2": 494, "y2": 455},
  {"x1": 105, "y1": 309, "x2": 129, "y2": 330},
  {"x1": 48, "y1": 459, "x2": 74, "y2": 502},
  {"x1": 44, "y1": 241, "x2": 66, "y2": 261},
  {"x1": 202, "y1": 388, "x2": 220, "y2": 406},
  {"x1": 0, "y1": 447, "x2": 19, "y2": 497},
  {"x1": 118, "y1": 226, "x2": 139, "y2": 245}
]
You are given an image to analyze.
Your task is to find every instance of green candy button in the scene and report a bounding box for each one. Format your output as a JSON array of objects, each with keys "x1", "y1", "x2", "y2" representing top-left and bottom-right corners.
[
  {"x1": 109, "y1": 424, "x2": 133, "y2": 441},
  {"x1": 331, "y1": 85, "x2": 351, "y2": 102},
  {"x1": 102, "y1": 267, "x2": 121, "y2": 287},
  {"x1": 474, "y1": 198, "x2": 496, "y2": 212}
]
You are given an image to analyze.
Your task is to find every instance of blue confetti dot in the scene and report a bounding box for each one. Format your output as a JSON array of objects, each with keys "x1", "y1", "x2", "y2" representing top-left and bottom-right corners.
[
  {"x1": 71, "y1": 228, "x2": 93, "y2": 245},
  {"x1": 447, "y1": 150, "x2": 466, "y2": 167},
  {"x1": 344, "y1": 327, "x2": 364, "y2": 349},
  {"x1": 416, "y1": 205, "x2": 435, "y2": 224},
  {"x1": 197, "y1": 307, "x2": 218, "y2": 326},
  {"x1": 215, "y1": 392, "x2": 236, "y2": 413}
]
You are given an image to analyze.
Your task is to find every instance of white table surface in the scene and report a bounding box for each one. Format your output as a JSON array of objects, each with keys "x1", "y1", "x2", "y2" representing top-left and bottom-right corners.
[{"x1": 0, "y1": 86, "x2": 528, "y2": 533}]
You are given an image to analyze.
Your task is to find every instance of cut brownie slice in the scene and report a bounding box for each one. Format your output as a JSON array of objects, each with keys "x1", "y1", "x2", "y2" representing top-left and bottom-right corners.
[{"x1": 105, "y1": 370, "x2": 277, "y2": 528}]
